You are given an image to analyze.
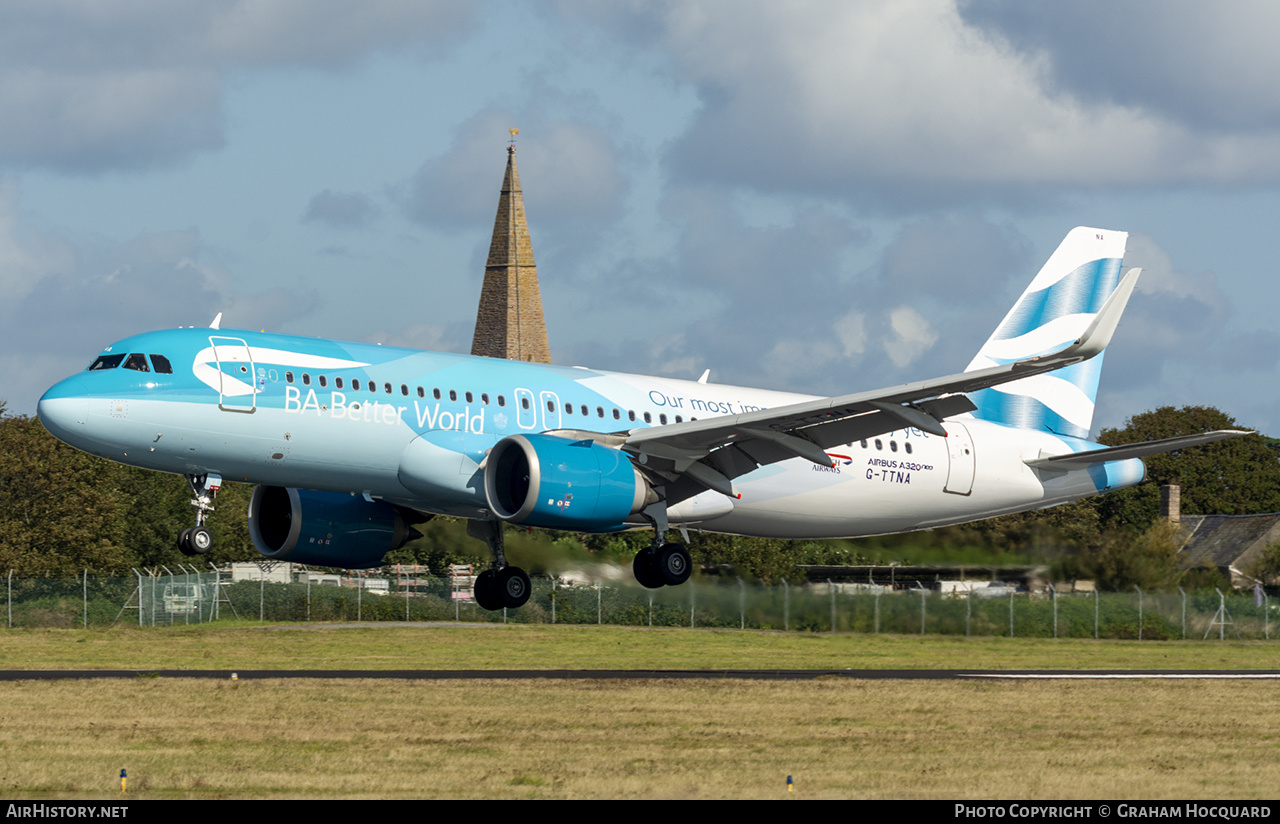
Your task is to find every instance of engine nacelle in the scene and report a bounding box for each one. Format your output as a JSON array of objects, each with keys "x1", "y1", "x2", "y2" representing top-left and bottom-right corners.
[
  {"x1": 247, "y1": 486, "x2": 413, "y2": 569},
  {"x1": 484, "y1": 434, "x2": 654, "y2": 530}
]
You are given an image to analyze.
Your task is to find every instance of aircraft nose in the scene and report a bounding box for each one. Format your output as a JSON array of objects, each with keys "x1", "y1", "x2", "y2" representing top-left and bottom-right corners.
[{"x1": 37, "y1": 376, "x2": 91, "y2": 444}]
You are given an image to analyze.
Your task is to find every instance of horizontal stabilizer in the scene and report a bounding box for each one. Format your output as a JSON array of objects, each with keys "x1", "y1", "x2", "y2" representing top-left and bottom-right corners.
[{"x1": 1025, "y1": 430, "x2": 1253, "y2": 469}]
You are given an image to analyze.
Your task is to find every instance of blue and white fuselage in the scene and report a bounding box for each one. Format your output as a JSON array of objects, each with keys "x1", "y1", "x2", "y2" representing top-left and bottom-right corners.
[{"x1": 39, "y1": 326, "x2": 1138, "y2": 537}]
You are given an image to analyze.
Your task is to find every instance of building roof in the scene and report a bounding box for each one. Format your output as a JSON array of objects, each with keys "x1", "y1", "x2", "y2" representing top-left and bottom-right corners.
[{"x1": 1178, "y1": 513, "x2": 1280, "y2": 569}]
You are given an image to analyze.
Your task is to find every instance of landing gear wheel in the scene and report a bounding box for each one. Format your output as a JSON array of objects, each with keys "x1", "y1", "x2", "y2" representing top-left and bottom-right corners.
[
  {"x1": 632, "y1": 549, "x2": 665, "y2": 589},
  {"x1": 177, "y1": 527, "x2": 197, "y2": 557},
  {"x1": 189, "y1": 526, "x2": 213, "y2": 555},
  {"x1": 473, "y1": 569, "x2": 500, "y2": 611},
  {"x1": 495, "y1": 567, "x2": 532, "y2": 609},
  {"x1": 656, "y1": 543, "x2": 692, "y2": 586}
]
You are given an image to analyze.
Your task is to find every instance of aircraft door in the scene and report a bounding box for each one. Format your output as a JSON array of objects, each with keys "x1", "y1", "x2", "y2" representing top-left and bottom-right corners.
[
  {"x1": 944, "y1": 422, "x2": 975, "y2": 495},
  {"x1": 210, "y1": 336, "x2": 256, "y2": 412},
  {"x1": 539, "y1": 391, "x2": 561, "y2": 431},
  {"x1": 515, "y1": 388, "x2": 536, "y2": 429}
]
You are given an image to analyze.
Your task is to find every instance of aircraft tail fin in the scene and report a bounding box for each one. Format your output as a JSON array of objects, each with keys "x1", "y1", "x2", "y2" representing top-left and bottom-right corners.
[{"x1": 964, "y1": 227, "x2": 1128, "y2": 439}]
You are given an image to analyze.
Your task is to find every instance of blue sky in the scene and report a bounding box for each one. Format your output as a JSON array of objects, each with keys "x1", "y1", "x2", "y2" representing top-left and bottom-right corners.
[{"x1": 4, "y1": 1, "x2": 1280, "y2": 437}]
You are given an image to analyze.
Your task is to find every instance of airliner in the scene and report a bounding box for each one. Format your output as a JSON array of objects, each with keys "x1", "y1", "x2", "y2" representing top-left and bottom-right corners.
[{"x1": 37, "y1": 227, "x2": 1245, "y2": 610}]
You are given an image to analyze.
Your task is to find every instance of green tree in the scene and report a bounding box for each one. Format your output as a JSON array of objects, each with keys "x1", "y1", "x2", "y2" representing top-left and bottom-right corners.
[
  {"x1": 1082, "y1": 519, "x2": 1185, "y2": 591},
  {"x1": 0, "y1": 412, "x2": 133, "y2": 575},
  {"x1": 1092, "y1": 406, "x2": 1280, "y2": 530}
]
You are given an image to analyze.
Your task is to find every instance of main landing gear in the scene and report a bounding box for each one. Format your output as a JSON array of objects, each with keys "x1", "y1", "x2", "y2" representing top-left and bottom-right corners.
[
  {"x1": 467, "y1": 520, "x2": 532, "y2": 611},
  {"x1": 632, "y1": 542, "x2": 692, "y2": 589},
  {"x1": 632, "y1": 500, "x2": 692, "y2": 589},
  {"x1": 177, "y1": 473, "x2": 221, "y2": 557}
]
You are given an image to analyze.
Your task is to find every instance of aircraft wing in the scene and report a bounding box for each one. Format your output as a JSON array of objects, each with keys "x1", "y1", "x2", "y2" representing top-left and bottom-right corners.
[{"x1": 620, "y1": 268, "x2": 1142, "y2": 499}]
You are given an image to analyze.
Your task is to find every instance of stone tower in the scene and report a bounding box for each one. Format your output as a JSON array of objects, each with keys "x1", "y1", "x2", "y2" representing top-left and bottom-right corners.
[{"x1": 470, "y1": 143, "x2": 552, "y2": 363}]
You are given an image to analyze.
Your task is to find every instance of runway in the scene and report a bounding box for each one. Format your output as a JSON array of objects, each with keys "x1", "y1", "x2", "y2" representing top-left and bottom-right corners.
[{"x1": 3, "y1": 669, "x2": 1279, "y2": 681}]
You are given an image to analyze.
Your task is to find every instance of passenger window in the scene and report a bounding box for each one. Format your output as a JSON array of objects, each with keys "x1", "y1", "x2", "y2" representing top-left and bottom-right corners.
[
  {"x1": 417, "y1": 387, "x2": 425, "y2": 398},
  {"x1": 449, "y1": 390, "x2": 457, "y2": 401},
  {"x1": 401, "y1": 384, "x2": 409, "y2": 396},
  {"x1": 565, "y1": 403, "x2": 573, "y2": 414},
  {"x1": 659, "y1": 414, "x2": 668, "y2": 425},
  {"x1": 644, "y1": 412, "x2": 652, "y2": 423},
  {"x1": 433, "y1": 388, "x2": 441, "y2": 400},
  {"x1": 596, "y1": 406, "x2": 604, "y2": 418},
  {"x1": 123, "y1": 353, "x2": 150, "y2": 372},
  {"x1": 149, "y1": 355, "x2": 173, "y2": 374},
  {"x1": 905, "y1": 442, "x2": 913, "y2": 454},
  {"x1": 88, "y1": 354, "x2": 126, "y2": 371},
  {"x1": 547, "y1": 400, "x2": 555, "y2": 412},
  {"x1": 384, "y1": 382, "x2": 392, "y2": 394},
  {"x1": 612, "y1": 409, "x2": 621, "y2": 420},
  {"x1": 521, "y1": 397, "x2": 530, "y2": 410},
  {"x1": 302, "y1": 373, "x2": 311, "y2": 386},
  {"x1": 286, "y1": 372, "x2": 294, "y2": 383},
  {"x1": 875, "y1": 439, "x2": 883, "y2": 450},
  {"x1": 335, "y1": 377, "x2": 344, "y2": 389},
  {"x1": 465, "y1": 391, "x2": 473, "y2": 403},
  {"x1": 481, "y1": 393, "x2": 490, "y2": 405},
  {"x1": 319, "y1": 375, "x2": 327, "y2": 388},
  {"x1": 498, "y1": 395, "x2": 506, "y2": 406},
  {"x1": 580, "y1": 405, "x2": 588, "y2": 416},
  {"x1": 675, "y1": 416, "x2": 683, "y2": 423},
  {"x1": 890, "y1": 441, "x2": 898, "y2": 452}
]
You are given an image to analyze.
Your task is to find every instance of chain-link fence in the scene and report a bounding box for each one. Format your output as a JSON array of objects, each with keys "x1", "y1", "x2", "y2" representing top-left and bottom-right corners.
[{"x1": 4, "y1": 568, "x2": 1274, "y2": 640}]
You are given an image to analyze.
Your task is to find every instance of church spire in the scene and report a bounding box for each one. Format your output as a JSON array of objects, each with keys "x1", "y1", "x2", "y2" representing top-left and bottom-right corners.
[{"x1": 470, "y1": 136, "x2": 552, "y2": 363}]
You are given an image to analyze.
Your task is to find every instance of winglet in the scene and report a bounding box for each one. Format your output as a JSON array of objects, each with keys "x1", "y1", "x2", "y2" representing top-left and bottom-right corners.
[
  {"x1": 209, "y1": 312, "x2": 223, "y2": 330},
  {"x1": 1054, "y1": 268, "x2": 1141, "y2": 362}
]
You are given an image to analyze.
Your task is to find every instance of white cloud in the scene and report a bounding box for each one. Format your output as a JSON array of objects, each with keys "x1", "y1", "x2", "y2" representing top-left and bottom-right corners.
[
  {"x1": 0, "y1": 1, "x2": 476, "y2": 171},
  {"x1": 833, "y1": 309, "x2": 866, "y2": 359},
  {"x1": 581, "y1": 0, "x2": 1280, "y2": 204},
  {"x1": 884, "y1": 305, "x2": 938, "y2": 367}
]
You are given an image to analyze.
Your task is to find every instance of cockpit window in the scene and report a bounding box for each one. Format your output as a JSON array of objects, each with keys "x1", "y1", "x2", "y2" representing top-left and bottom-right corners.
[
  {"x1": 122, "y1": 353, "x2": 150, "y2": 372},
  {"x1": 88, "y1": 354, "x2": 126, "y2": 371},
  {"x1": 150, "y1": 355, "x2": 173, "y2": 374}
]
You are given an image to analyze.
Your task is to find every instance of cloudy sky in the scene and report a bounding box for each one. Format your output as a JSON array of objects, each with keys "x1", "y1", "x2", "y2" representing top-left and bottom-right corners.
[{"x1": 4, "y1": 0, "x2": 1279, "y2": 436}]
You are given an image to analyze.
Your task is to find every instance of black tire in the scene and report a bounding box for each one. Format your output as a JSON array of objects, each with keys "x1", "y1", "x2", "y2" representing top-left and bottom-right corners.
[
  {"x1": 656, "y1": 543, "x2": 692, "y2": 586},
  {"x1": 632, "y1": 549, "x2": 665, "y2": 589},
  {"x1": 473, "y1": 569, "x2": 500, "y2": 611},
  {"x1": 496, "y1": 567, "x2": 532, "y2": 609},
  {"x1": 177, "y1": 527, "x2": 197, "y2": 556},
  {"x1": 190, "y1": 526, "x2": 213, "y2": 555}
]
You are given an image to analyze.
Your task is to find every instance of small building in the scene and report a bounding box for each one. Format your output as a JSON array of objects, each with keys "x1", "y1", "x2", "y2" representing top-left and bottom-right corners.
[
  {"x1": 1164, "y1": 484, "x2": 1279, "y2": 588},
  {"x1": 1177, "y1": 513, "x2": 1280, "y2": 588}
]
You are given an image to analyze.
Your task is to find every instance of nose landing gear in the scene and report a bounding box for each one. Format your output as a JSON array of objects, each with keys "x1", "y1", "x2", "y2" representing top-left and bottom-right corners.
[{"x1": 177, "y1": 473, "x2": 221, "y2": 556}]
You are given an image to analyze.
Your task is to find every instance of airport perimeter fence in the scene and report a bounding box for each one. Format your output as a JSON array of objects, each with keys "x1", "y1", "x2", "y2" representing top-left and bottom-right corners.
[{"x1": 4, "y1": 568, "x2": 1276, "y2": 641}]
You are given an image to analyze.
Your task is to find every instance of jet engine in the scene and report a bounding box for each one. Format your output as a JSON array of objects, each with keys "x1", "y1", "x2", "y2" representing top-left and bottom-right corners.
[
  {"x1": 248, "y1": 486, "x2": 415, "y2": 568},
  {"x1": 483, "y1": 434, "x2": 655, "y2": 530}
]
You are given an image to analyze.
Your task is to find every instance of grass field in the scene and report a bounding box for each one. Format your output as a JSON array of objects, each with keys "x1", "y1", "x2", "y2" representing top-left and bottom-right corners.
[{"x1": 2, "y1": 624, "x2": 1278, "y2": 799}]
